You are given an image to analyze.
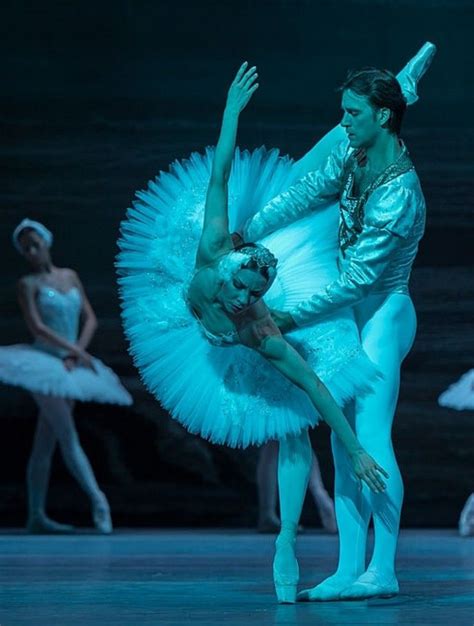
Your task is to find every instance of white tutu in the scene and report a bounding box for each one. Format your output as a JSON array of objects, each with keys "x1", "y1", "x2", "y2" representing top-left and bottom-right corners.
[
  {"x1": 438, "y1": 369, "x2": 474, "y2": 410},
  {"x1": 117, "y1": 147, "x2": 381, "y2": 448},
  {"x1": 0, "y1": 286, "x2": 132, "y2": 405},
  {"x1": 0, "y1": 344, "x2": 132, "y2": 405}
]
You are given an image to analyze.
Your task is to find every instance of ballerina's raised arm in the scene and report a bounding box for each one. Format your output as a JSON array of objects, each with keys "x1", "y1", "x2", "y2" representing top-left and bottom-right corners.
[{"x1": 195, "y1": 62, "x2": 259, "y2": 268}]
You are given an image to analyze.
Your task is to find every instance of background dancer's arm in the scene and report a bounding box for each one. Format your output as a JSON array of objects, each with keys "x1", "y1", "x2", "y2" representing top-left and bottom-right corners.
[
  {"x1": 17, "y1": 278, "x2": 96, "y2": 370},
  {"x1": 257, "y1": 334, "x2": 388, "y2": 493},
  {"x1": 68, "y1": 269, "x2": 98, "y2": 351},
  {"x1": 287, "y1": 183, "x2": 422, "y2": 328},
  {"x1": 243, "y1": 139, "x2": 347, "y2": 242},
  {"x1": 196, "y1": 62, "x2": 259, "y2": 266}
]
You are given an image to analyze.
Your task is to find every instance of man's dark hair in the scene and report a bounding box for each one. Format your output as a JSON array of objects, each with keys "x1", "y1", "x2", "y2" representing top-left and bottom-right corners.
[{"x1": 338, "y1": 67, "x2": 407, "y2": 135}]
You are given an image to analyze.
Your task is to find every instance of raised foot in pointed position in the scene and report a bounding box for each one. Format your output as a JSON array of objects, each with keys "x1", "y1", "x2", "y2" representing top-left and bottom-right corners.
[{"x1": 273, "y1": 523, "x2": 299, "y2": 604}]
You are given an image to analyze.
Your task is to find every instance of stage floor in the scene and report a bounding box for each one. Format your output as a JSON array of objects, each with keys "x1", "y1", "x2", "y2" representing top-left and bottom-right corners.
[{"x1": 0, "y1": 529, "x2": 472, "y2": 625}]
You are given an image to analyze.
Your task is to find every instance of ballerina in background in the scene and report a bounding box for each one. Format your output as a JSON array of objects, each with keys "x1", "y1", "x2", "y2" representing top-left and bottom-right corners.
[
  {"x1": 438, "y1": 371, "x2": 474, "y2": 537},
  {"x1": 0, "y1": 219, "x2": 132, "y2": 533}
]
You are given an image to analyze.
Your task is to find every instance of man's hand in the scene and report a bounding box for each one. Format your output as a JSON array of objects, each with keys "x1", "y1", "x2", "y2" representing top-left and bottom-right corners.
[
  {"x1": 230, "y1": 231, "x2": 244, "y2": 248},
  {"x1": 270, "y1": 309, "x2": 297, "y2": 333}
]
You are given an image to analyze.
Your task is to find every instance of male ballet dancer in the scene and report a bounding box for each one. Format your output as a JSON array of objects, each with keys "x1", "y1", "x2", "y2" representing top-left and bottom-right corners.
[{"x1": 244, "y1": 43, "x2": 436, "y2": 601}]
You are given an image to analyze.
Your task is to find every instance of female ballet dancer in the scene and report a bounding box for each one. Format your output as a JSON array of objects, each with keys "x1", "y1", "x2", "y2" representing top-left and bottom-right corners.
[
  {"x1": 0, "y1": 219, "x2": 132, "y2": 533},
  {"x1": 117, "y1": 63, "x2": 389, "y2": 602},
  {"x1": 439, "y1": 372, "x2": 474, "y2": 537}
]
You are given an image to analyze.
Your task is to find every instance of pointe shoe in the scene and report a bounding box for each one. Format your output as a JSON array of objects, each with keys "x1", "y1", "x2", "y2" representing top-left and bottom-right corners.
[
  {"x1": 459, "y1": 493, "x2": 474, "y2": 537},
  {"x1": 396, "y1": 42, "x2": 437, "y2": 105},
  {"x1": 339, "y1": 570, "x2": 399, "y2": 600},
  {"x1": 27, "y1": 514, "x2": 75, "y2": 535},
  {"x1": 92, "y1": 495, "x2": 113, "y2": 534},
  {"x1": 273, "y1": 524, "x2": 299, "y2": 604}
]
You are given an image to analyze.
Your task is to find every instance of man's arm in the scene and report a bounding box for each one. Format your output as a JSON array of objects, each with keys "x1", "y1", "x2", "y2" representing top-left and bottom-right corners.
[
  {"x1": 288, "y1": 183, "x2": 423, "y2": 327},
  {"x1": 243, "y1": 139, "x2": 349, "y2": 242}
]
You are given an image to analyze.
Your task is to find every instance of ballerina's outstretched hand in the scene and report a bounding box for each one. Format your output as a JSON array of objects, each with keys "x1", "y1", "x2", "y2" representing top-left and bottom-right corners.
[
  {"x1": 226, "y1": 61, "x2": 259, "y2": 115},
  {"x1": 196, "y1": 62, "x2": 259, "y2": 268}
]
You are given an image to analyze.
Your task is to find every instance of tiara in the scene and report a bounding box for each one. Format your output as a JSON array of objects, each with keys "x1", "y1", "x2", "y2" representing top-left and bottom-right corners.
[{"x1": 239, "y1": 244, "x2": 277, "y2": 270}]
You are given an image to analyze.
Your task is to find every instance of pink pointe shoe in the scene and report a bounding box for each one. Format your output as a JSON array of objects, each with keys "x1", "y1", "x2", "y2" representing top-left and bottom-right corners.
[
  {"x1": 396, "y1": 41, "x2": 437, "y2": 105},
  {"x1": 273, "y1": 522, "x2": 299, "y2": 604}
]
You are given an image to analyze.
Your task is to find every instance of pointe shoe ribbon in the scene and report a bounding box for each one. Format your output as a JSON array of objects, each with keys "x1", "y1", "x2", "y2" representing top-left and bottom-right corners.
[
  {"x1": 339, "y1": 571, "x2": 399, "y2": 600},
  {"x1": 396, "y1": 41, "x2": 437, "y2": 105}
]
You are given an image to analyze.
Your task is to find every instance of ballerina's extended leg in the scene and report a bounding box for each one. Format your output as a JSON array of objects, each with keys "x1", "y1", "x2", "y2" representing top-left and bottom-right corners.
[{"x1": 294, "y1": 42, "x2": 437, "y2": 179}]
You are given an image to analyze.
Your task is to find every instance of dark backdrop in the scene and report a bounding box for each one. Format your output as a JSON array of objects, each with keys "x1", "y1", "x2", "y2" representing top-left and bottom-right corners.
[{"x1": 1, "y1": 0, "x2": 473, "y2": 528}]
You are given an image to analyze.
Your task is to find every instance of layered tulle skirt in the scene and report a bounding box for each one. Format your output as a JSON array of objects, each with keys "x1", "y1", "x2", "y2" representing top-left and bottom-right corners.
[
  {"x1": 438, "y1": 369, "x2": 474, "y2": 410},
  {"x1": 0, "y1": 344, "x2": 133, "y2": 405},
  {"x1": 117, "y1": 147, "x2": 381, "y2": 448}
]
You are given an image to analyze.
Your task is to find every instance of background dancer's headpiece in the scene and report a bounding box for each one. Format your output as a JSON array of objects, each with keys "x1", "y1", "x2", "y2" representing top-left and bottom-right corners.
[{"x1": 12, "y1": 218, "x2": 53, "y2": 253}]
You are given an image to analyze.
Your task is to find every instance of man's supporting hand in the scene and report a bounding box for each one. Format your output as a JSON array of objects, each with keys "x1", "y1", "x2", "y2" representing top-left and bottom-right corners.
[{"x1": 270, "y1": 309, "x2": 297, "y2": 333}]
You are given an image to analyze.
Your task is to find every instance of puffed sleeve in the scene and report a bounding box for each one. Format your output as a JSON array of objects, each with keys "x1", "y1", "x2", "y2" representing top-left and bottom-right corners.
[
  {"x1": 243, "y1": 139, "x2": 349, "y2": 242},
  {"x1": 289, "y1": 183, "x2": 420, "y2": 326}
]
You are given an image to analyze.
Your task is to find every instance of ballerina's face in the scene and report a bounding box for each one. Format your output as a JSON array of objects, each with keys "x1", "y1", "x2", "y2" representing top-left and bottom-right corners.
[
  {"x1": 217, "y1": 267, "x2": 269, "y2": 314},
  {"x1": 18, "y1": 229, "x2": 51, "y2": 268},
  {"x1": 341, "y1": 89, "x2": 389, "y2": 149}
]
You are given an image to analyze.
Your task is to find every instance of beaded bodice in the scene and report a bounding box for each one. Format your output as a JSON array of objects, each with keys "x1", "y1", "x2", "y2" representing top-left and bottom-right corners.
[{"x1": 33, "y1": 286, "x2": 81, "y2": 357}]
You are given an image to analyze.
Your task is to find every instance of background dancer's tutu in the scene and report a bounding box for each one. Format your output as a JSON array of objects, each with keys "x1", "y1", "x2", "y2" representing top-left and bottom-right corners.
[{"x1": 0, "y1": 286, "x2": 132, "y2": 405}]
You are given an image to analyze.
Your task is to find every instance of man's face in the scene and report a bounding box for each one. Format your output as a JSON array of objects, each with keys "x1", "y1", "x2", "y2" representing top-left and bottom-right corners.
[{"x1": 340, "y1": 89, "x2": 387, "y2": 149}]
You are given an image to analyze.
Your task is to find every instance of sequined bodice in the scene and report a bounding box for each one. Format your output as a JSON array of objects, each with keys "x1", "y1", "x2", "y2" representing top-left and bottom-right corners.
[
  {"x1": 194, "y1": 316, "x2": 240, "y2": 347},
  {"x1": 33, "y1": 286, "x2": 82, "y2": 357}
]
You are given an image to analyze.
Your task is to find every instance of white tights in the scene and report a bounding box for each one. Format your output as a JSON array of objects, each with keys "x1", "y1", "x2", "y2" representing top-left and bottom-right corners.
[
  {"x1": 257, "y1": 440, "x2": 332, "y2": 525},
  {"x1": 28, "y1": 394, "x2": 105, "y2": 518}
]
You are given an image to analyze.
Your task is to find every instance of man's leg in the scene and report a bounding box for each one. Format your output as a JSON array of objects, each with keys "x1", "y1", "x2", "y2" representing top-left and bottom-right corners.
[
  {"x1": 340, "y1": 294, "x2": 417, "y2": 599},
  {"x1": 298, "y1": 402, "x2": 371, "y2": 601}
]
